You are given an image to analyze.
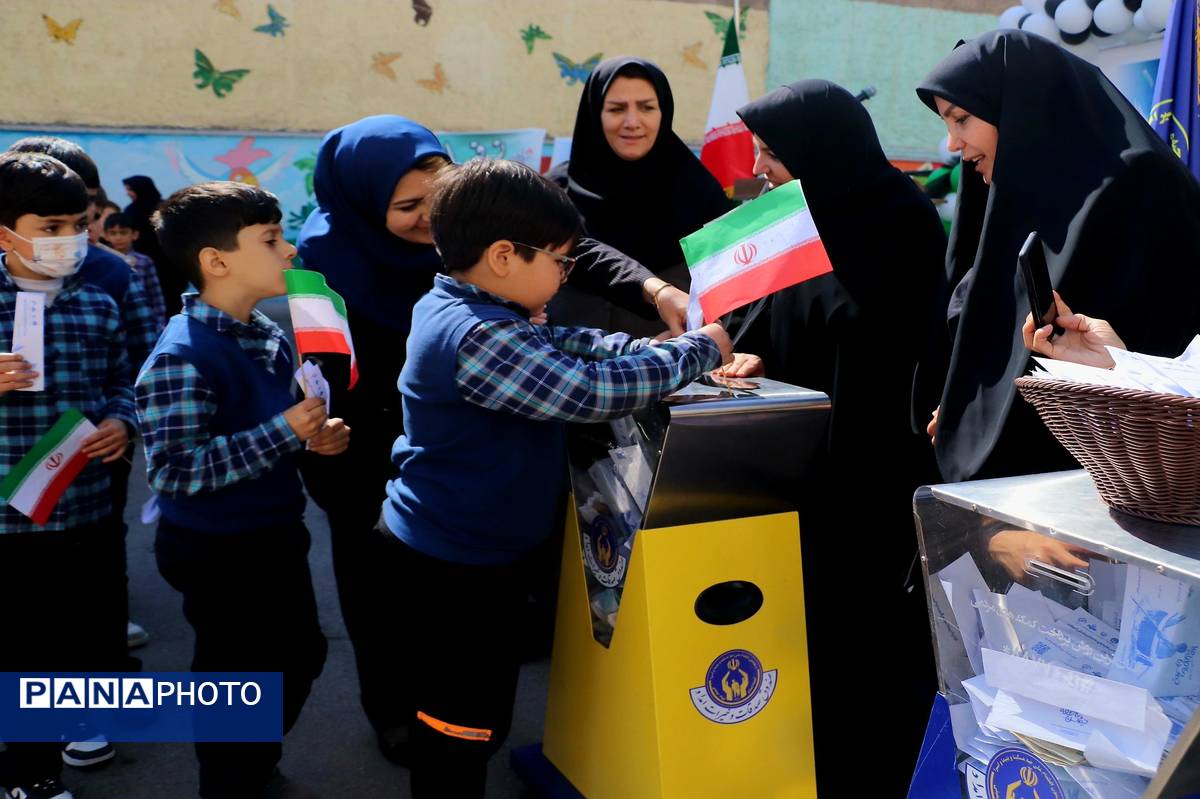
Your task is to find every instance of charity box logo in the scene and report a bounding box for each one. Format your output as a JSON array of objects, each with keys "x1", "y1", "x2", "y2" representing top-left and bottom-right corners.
[
  {"x1": 985, "y1": 747, "x2": 1065, "y2": 799},
  {"x1": 689, "y1": 648, "x2": 777, "y2": 725},
  {"x1": 582, "y1": 516, "x2": 627, "y2": 588}
]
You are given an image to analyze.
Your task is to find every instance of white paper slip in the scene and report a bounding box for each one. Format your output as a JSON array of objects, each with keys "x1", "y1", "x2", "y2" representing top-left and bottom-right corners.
[
  {"x1": 11, "y1": 291, "x2": 45, "y2": 392},
  {"x1": 297, "y1": 361, "x2": 331, "y2": 414},
  {"x1": 1065, "y1": 764, "x2": 1149, "y2": 799},
  {"x1": 938, "y1": 552, "x2": 989, "y2": 675},
  {"x1": 1107, "y1": 565, "x2": 1200, "y2": 697},
  {"x1": 1031, "y1": 357, "x2": 1147, "y2": 390},
  {"x1": 1176, "y1": 334, "x2": 1200, "y2": 365},
  {"x1": 982, "y1": 648, "x2": 1151, "y2": 730},
  {"x1": 974, "y1": 590, "x2": 1025, "y2": 657},
  {"x1": 1107, "y1": 347, "x2": 1198, "y2": 397}
]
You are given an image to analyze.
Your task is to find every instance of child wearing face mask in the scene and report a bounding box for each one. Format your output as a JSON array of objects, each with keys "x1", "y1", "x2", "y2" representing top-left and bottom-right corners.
[{"x1": 0, "y1": 153, "x2": 136, "y2": 799}]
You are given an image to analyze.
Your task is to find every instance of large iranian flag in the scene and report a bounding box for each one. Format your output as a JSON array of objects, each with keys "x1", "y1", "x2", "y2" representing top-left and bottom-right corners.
[
  {"x1": 285, "y1": 269, "x2": 359, "y2": 389},
  {"x1": 0, "y1": 409, "x2": 97, "y2": 526},
  {"x1": 681, "y1": 180, "x2": 833, "y2": 327},
  {"x1": 700, "y1": 15, "x2": 755, "y2": 195}
]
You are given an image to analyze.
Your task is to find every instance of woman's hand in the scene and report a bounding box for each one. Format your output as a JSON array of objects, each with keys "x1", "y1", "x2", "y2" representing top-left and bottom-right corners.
[
  {"x1": 987, "y1": 529, "x2": 1090, "y2": 581},
  {"x1": 83, "y1": 419, "x2": 131, "y2": 463},
  {"x1": 927, "y1": 405, "x2": 939, "y2": 444},
  {"x1": 716, "y1": 352, "x2": 765, "y2": 378},
  {"x1": 644, "y1": 278, "x2": 688, "y2": 336},
  {"x1": 308, "y1": 418, "x2": 351, "y2": 456},
  {"x1": 1022, "y1": 291, "x2": 1125, "y2": 369}
]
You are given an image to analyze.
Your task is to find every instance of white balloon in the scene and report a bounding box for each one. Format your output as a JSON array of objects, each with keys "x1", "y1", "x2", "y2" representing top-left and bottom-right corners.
[
  {"x1": 1142, "y1": 0, "x2": 1172, "y2": 30},
  {"x1": 1093, "y1": 0, "x2": 1135, "y2": 34},
  {"x1": 1054, "y1": 0, "x2": 1093, "y2": 34},
  {"x1": 1021, "y1": 10, "x2": 1063, "y2": 41},
  {"x1": 1000, "y1": 4, "x2": 1030, "y2": 28},
  {"x1": 938, "y1": 193, "x2": 958, "y2": 224},
  {"x1": 1133, "y1": 6, "x2": 1161, "y2": 32},
  {"x1": 1021, "y1": 0, "x2": 1044, "y2": 12}
]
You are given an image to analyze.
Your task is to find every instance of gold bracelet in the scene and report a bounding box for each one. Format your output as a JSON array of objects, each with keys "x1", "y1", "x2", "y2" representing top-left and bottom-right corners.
[{"x1": 650, "y1": 282, "x2": 673, "y2": 307}]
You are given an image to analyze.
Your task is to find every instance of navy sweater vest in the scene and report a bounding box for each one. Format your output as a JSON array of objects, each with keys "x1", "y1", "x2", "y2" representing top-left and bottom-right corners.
[
  {"x1": 151, "y1": 314, "x2": 304, "y2": 532},
  {"x1": 383, "y1": 285, "x2": 565, "y2": 565}
]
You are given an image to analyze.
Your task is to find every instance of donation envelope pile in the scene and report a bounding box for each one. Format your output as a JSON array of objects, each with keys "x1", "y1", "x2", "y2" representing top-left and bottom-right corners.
[{"x1": 937, "y1": 552, "x2": 1200, "y2": 798}]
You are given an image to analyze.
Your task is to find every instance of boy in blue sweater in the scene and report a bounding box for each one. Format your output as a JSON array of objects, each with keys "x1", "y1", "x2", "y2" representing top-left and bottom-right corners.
[
  {"x1": 135, "y1": 182, "x2": 347, "y2": 799},
  {"x1": 381, "y1": 159, "x2": 731, "y2": 797}
]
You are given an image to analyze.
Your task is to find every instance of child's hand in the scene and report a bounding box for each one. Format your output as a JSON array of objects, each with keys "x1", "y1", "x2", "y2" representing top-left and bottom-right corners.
[
  {"x1": 698, "y1": 322, "x2": 734, "y2": 367},
  {"x1": 308, "y1": 418, "x2": 350, "y2": 456},
  {"x1": 83, "y1": 418, "x2": 130, "y2": 463},
  {"x1": 0, "y1": 353, "x2": 36, "y2": 395},
  {"x1": 530, "y1": 306, "x2": 549, "y2": 326},
  {"x1": 284, "y1": 397, "x2": 328, "y2": 442}
]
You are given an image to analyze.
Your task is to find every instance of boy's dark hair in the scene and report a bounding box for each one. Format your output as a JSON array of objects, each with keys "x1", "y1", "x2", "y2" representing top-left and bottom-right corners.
[
  {"x1": 429, "y1": 159, "x2": 583, "y2": 272},
  {"x1": 0, "y1": 152, "x2": 89, "y2": 228},
  {"x1": 100, "y1": 200, "x2": 121, "y2": 213},
  {"x1": 153, "y1": 181, "x2": 281, "y2": 289},
  {"x1": 8, "y1": 136, "x2": 100, "y2": 191},
  {"x1": 103, "y1": 212, "x2": 137, "y2": 231}
]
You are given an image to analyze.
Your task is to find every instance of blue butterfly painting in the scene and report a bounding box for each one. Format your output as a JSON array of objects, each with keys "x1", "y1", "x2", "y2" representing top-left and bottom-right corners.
[
  {"x1": 553, "y1": 52, "x2": 601, "y2": 86},
  {"x1": 254, "y1": 4, "x2": 289, "y2": 37}
]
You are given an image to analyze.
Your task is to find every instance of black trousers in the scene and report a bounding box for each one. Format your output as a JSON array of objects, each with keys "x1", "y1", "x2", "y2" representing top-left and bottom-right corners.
[
  {"x1": 0, "y1": 523, "x2": 126, "y2": 788},
  {"x1": 155, "y1": 519, "x2": 327, "y2": 799},
  {"x1": 379, "y1": 531, "x2": 528, "y2": 798}
]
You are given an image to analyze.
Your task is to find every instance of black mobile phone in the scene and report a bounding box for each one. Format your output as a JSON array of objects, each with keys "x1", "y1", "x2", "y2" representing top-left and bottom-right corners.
[{"x1": 1018, "y1": 231, "x2": 1064, "y2": 338}]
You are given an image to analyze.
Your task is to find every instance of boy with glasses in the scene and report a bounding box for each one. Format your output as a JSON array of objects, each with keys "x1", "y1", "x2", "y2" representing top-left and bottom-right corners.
[{"x1": 379, "y1": 158, "x2": 731, "y2": 797}]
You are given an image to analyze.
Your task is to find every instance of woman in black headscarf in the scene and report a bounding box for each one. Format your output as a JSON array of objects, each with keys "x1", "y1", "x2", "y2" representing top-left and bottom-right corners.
[
  {"x1": 551, "y1": 57, "x2": 733, "y2": 333},
  {"x1": 917, "y1": 30, "x2": 1200, "y2": 484},
  {"x1": 122, "y1": 174, "x2": 182, "y2": 314},
  {"x1": 734, "y1": 80, "x2": 948, "y2": 794}
]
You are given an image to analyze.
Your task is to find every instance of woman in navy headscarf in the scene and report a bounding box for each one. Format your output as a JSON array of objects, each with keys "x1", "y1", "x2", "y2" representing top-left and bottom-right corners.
[{"x1": 295, "y1": 115, "x2": 688, "y2": 763}]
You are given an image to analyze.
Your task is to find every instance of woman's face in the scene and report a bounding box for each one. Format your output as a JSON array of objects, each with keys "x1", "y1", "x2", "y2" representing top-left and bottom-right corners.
[
  {"x1": 601, "y1": 76, "x2": 662, "y2": 161},
  {"x1": 751, "y1": 134, "x2": 795, "y2": 189},
  {"x1": 934, "y1": 96, "x2": 999, "y2": 185},
  {"x1": 385, "y1": 168, "x2": 437, "y2": 245},
  {"x1": 124, "y1": 186, "x2": 137, "y2": 202}
]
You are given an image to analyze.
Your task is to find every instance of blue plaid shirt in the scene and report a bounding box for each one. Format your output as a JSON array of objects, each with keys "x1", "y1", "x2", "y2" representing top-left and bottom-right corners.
[
  {"x1": 447, "y1": 276, "x2": 721, "y2": 422},
  {"x1": 0, "y1": 259, "x2": 136, "y2": 534},
  {"x1": 135, "y1": 294, "x2": 301, "y2": 498},
  {"x1": 121, "y1": 249, "x2": 167, "y2": 335}
]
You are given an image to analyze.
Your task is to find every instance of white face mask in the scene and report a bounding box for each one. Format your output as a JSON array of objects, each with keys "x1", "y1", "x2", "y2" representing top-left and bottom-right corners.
[{"x1": 4, "y1": 228, "x2": 88, "y2": 278}]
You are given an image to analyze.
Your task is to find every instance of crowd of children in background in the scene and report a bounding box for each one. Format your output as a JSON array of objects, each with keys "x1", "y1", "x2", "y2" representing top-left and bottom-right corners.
[{"x1": 0, "y1": 134, "x2": 730, "y2": 799}]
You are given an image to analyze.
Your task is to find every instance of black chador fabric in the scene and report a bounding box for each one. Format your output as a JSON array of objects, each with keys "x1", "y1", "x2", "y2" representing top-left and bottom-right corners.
[
  {"x1": 737, "y1": 80, "x2": 948, "y2": 792},
  {"x1": 916, "y1": 30, "x2": 1200, "y2": 483},
  {"x1": 557, "y1": 57, "x2": 732, "y2": 273}
]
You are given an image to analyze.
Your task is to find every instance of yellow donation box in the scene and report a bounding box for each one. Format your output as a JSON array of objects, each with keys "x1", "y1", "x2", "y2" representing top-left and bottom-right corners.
[{"x1": 542, "y1": 376, "x2": 831, "y2": 799}]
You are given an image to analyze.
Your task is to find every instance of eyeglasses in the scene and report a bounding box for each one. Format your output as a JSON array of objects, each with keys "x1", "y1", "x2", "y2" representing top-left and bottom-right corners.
[{"x1": 512, "y1": 242, "x2": 576, "y2": 281}]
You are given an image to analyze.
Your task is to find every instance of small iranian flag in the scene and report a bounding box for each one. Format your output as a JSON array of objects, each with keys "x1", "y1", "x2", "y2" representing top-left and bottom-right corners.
[
  {"x1": 700, "y1": 14, "x2": 755, "y2": 195},
  {"x1": 285, "y1": 269, "x2": 358, "y2": 389},
  {"x1": 0, "y1": 409, "x2": 97, "y2": 526},
  {"x1": 681, "y1": 180, "x2": 833, "y2": 328}
]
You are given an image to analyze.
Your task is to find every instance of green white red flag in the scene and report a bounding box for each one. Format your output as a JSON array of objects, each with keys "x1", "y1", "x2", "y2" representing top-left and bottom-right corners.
[
  {"x1": 681, "y1": 180, "x2": 833, "y2": 328},
  {"x1": 285, "y1": 269, "x2": 358, "y2": 389},
  {"x1": 699, "y1": 15, "x2": 755, "y2": 195},
  {"x1": 0, "y1": 409, "x2": 97, "y2": 526}
]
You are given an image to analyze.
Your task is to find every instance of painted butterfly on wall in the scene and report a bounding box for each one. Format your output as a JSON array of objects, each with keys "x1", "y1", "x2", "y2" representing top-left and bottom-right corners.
[
  {"x1": 705, "y1": 8, "x2": 748, "y2": 39},
  {"x1": 42, "y1": 15, "x2": 82, "y2": 44},
  {"x1": 193, "y1": 49, "x2": 250, "y2": 98},
  {"x1": 552, "y1": 52, "x2": 601, "y2": 86},
  {"x1": 520, "y1": 24, "x2": 551, "y2": 55},
  {"x1": 416, "y1": 63, "x2": 447, "y2": 93},
  {"x1": 254, "y1": 4, "x2": 289, "y2": 37}
]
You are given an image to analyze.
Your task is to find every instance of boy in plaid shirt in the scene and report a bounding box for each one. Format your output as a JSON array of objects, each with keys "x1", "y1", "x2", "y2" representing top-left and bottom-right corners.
[
  {"x1": 0, "y1": 153, "x2": 135, "y2": 799},
  {"x1": 379, "y1": 159, "x2": 732, "y2": 797},
  {"x1": 135, "y1": 182, "x2": 346, "y2": 799}
]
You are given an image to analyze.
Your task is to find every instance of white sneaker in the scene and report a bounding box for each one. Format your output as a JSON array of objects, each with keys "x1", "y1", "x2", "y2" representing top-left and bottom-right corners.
[
  {"x1": 126, "y1": 620, "x2": 150, "y2": 650},
  {"x1": 62, "y1": 734, "x2": 114, "y2": 768}
]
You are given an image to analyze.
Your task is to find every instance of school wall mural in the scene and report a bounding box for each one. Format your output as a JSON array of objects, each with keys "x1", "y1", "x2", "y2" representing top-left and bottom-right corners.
[{"x1": 6, "y1": 1, "x2": 769, "y2": 142}]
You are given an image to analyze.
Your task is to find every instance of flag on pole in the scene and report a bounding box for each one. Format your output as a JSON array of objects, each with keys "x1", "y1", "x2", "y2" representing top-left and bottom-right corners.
[
  {"x1": 0, "y1": 409, "x2": 97, "y2": 526},
  {"x1": 285, "y1": 269, "x2": 359, "y2": 389},
  {"x1": 1147, "y1": 0, "x2": 1199, "y2": 180},
  {"x1": 681, "y1": 180, "x2": 833, "y2": 328},
  {"x1": 699, "y1": 14, "x2": 755, "y2": 195}
]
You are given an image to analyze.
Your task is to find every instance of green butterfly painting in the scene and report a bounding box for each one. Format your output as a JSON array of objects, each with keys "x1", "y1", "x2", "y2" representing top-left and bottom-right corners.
[
  {"x1": 193, "y1": 49, "x2": 250, "y2": 98},
  {"x1": 520, "y1": 24, "x2": 551, "y2": 55},
  {"x1": 705, "y1": 8, "x2": 748, "y2": 39}
]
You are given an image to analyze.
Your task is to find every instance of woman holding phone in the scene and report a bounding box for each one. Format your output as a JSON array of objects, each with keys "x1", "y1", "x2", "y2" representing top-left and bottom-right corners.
[{"x1": 916, "y1": 30, "x2": 1200, "y2": 483}]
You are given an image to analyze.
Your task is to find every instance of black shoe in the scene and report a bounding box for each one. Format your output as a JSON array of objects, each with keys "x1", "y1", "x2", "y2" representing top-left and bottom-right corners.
[
  {"x1": 6, "y1": 777, "x2": 74, "y2": 799},
  {"x1": 375, "y1": 725, "x2": 410, "y2": 766}
]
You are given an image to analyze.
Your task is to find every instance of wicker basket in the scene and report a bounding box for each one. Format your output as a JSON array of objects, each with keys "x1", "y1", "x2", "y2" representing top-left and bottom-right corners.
[{"x1": 1015, "y1": 376, "x2": 1200, "y2": 526}]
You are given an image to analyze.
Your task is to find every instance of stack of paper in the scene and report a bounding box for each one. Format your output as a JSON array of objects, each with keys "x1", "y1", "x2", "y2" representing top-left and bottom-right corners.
[{"x1": 1030, "y1": 335, "x2": 1200, "y2": 396}]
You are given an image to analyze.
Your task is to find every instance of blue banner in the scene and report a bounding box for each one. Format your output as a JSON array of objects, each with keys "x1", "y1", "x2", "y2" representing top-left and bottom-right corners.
[
  {"x1": 1148, "y1": 0, "x2": 1200, "y2": 180},
  {"x1": 0, "y1": 672, "x2": 282, "y2": 742}
]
